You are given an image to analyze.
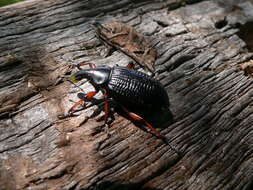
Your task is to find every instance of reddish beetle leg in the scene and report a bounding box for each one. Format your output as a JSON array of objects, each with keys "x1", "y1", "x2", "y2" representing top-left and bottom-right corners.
[
  {"x1": 121, "y1": 106, "x2": 181, "y2": 155},
  {"x1": 68, "y1": 91, "x2": 98, "y2": 114},
  {"x1": 126, "y1": 62, "x2": 135, "y2": 69},
  {"x1": 77, "y1": 61, "x2": 96, "y2": 70}
]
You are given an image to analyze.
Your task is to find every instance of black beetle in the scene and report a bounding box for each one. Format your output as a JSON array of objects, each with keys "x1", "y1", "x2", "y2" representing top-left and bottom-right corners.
[{"x1": 68, "y1": 62, "x2": 180, "y2": 155}]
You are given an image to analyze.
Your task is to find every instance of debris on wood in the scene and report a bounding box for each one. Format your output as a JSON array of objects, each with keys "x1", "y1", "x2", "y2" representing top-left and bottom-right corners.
[
  {"x1": 0, "y1": 54, "x2": 23, "y2": 69},
  {"x1": 239, "y1": 60, "x2": 253, "y2": 77},
  {"x1": 92, "y1": 21, "x2": 157, "y2": 72}
]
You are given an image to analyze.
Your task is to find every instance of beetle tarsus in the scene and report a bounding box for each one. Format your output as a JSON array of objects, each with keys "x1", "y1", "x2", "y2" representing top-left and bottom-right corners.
[
  {"x1": 57, "y1": 111, "x2": 78, "y2": 119},
  {"x1": 68, "y1": 99, "x2": 85, "y2": 114},
  {"x1": 103, "y1": 123, "x2": 112, "y2": 137},
  {"x1": 161, "y1": 137, "x2": 183, "y2": 157}
]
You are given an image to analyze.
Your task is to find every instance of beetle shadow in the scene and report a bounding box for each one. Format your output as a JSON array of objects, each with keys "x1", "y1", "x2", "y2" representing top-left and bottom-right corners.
[
  {"x1": 84, "y1": 95, "x2": 174, "y2": 137},
  {"x1": 115, "y1": 105, "x2": 173, "y2": 130}
]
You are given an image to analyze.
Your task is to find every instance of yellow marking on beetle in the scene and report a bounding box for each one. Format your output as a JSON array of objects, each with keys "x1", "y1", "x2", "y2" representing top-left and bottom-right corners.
[{"x1": 69, "y1": 75, "x2": 79, "y2": 83}]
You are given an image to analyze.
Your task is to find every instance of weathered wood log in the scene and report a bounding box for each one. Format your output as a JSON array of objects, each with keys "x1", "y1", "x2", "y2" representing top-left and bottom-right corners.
[{"x1": 0, "y1": 0, "x2": 253, "y2": 189}]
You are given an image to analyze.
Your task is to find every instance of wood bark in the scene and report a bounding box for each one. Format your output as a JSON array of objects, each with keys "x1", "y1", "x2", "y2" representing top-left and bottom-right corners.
[{"x1": 0, "y1": 0, "x2": 253, "y2": 189}]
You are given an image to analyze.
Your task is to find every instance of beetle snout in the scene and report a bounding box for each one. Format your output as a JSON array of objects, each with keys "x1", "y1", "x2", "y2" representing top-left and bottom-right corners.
[{"x1": 69, "y1": 70, "x2": 89, "y2": 83}]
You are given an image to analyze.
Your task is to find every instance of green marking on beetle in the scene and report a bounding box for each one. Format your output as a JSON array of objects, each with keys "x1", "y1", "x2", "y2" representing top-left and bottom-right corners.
[{"x1": 69, "y1": 74, "x2": 79, "y2": 83}]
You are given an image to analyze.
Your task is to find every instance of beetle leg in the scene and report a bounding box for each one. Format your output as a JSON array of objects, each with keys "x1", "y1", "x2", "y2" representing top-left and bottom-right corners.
[
  {"x1": 68, "y1": 99, "x2": 85, "y2": 114},
  {"x1": 68, "y1": 91, "x2": 98, "y2": 114},
  {"x1": 121, "y1": 106, "x2": 181, "y2": 155},
  {"x1": 77, "y1": 61, "x2": 96, "y2": 70},
  {"x1": 85, "y1": 91, "x2": 98, "y2": 98},
  {"x1": 103, "y1": 93, "x2": 110, "y2": 125},
  {"x1": 122, "y1": 107, "x2": 163, "y2": 137}
]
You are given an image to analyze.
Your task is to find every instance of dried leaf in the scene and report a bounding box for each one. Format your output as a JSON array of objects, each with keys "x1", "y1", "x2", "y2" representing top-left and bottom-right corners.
[{"x1": 93, "y1": 21, "x2": 157, "y2": 72}]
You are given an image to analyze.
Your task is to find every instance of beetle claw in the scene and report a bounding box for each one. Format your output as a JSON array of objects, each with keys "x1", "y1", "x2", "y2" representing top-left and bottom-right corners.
[
  {"x1": 103, "y1": 123, "x2": 112, "y2": 137},
  {"x1": 57, "y1": 111, "x2": 77, "y2": 119},
  {"x1": 57, "y1": 114, "x2": 68, "y2": 120}
]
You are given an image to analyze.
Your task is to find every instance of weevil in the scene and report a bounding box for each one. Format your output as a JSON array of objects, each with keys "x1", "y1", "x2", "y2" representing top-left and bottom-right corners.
[{"x1": 68, "y1": 62, "x2": 181, "y2": 155}]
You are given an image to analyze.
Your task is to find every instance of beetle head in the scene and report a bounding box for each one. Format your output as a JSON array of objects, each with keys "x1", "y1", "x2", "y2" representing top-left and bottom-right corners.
[{"x1": 69, "y1": 66, "x2": 111, "y2": 86}]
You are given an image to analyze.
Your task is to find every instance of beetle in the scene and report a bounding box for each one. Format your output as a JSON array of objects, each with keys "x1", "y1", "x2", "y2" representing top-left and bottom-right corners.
[{"x1": 68, "y1": 62, "x2": 180, "y2": 155}]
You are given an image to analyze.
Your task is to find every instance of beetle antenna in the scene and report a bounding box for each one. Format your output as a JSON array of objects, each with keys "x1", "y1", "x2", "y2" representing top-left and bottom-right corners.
[{"x1": 67, "y1": 79, "x2": 86, "y2": 93}]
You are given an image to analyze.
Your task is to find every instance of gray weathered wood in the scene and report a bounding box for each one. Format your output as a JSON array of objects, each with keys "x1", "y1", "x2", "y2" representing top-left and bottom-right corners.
[{"x1": 0, "y1": 0, "x2": 253, "y2": 189}]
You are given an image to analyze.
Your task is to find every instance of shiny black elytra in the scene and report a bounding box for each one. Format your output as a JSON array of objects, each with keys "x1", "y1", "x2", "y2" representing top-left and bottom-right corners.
[{"x1": 68, "y1": 62, "x2": 180, "y2": 155}]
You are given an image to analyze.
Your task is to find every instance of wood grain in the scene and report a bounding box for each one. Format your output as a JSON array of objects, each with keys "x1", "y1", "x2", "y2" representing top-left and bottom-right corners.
[{"x1": 0, "y1": 0, "x2": 253, "y2": 189}]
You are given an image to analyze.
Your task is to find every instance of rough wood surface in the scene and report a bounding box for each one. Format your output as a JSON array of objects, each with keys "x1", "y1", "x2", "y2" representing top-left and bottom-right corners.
[{"x1": 0, "y1": 0, "x2": 253, "y2": 190}]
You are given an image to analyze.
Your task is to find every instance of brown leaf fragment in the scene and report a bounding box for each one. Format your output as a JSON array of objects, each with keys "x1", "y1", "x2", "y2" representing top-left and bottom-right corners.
[
  {"x1": 93, "y1": 21, "x2": 157, "y2": 72},
  {"x1": 239, "y1": 60, "x2": 253, "y2": 77}
]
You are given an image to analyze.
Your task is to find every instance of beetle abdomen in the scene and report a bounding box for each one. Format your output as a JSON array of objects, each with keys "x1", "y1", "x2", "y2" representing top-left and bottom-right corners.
[{"x1": 107, "y1": 67, "x2": 169, "y2": 111}]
